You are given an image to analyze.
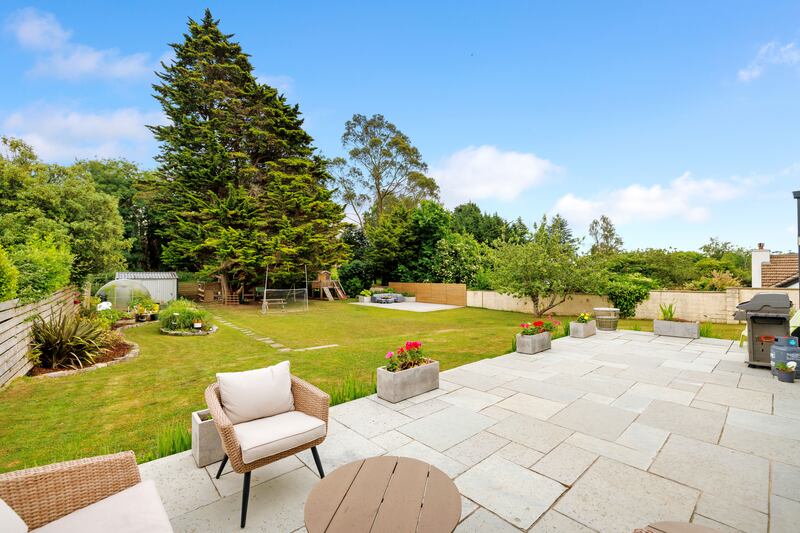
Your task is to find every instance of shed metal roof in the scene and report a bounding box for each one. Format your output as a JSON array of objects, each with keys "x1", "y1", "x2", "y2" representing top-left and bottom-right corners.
[{"x1": 115, "y1": 272, "x2": 178, "y2": 280}]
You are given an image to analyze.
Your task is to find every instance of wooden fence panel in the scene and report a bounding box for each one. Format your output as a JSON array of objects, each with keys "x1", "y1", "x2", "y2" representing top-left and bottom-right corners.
[
  {"x1": 388, "y1": 282, "x2": 467, "y2": 306},
  {"x1": 0, "y1": 288, "x2": 77, "y2": 388}
]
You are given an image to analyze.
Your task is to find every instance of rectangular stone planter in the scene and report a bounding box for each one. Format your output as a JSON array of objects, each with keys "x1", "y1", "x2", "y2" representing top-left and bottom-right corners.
[
  {"x1": 404, "y1": 296, "x2": 416, "y2": 303},
  {"x1": 516, "y1": 332, "x2": 551, "y2": 354},
  {"x1": 570, "y1": 320, "x2": 596, "y2": 339},
  {"x1": 191, "y1": 409, "x2": 225, "y2": 468},
  {"x1": 377, "y1": 360, "x2": 439, "y2": 403},
  {"x1": 653, "y1": 319, "x2": 700, "y2": 339},
  {"x1": 358, "y1": 295, "x2": 370, "y2": 303}
]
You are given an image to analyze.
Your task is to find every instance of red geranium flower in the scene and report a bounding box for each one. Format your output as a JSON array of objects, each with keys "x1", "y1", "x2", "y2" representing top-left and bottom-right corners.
[{"x1": 533, "y1": 320, "x2": 544, "y2": 327}]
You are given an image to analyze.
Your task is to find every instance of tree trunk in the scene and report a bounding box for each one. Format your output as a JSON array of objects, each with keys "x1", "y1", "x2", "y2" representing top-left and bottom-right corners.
[{"x1": 216, "y1": 273, "x2": 231, "y2": 300}]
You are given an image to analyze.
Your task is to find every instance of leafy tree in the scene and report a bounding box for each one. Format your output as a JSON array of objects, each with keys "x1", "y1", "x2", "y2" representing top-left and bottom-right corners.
[
  {"x1": 491, "y1": 216, "x2": 600, "y2": 315},
  {"x1": 432, "y1": 232, "x2": 487, "y2": 287},
  {"x1": 341, "y1": 224, "x2": 370, "y2": 261},
  {"x1": 685, "y1": 270, "x2": 742, "y2": 291},
  {"x1": 589, "y1": 215, "x2": 623, "y2": 255},
  {"x1": 451, "y1": 202, "x2": 507, "y2": 244},
  {"x1": 604, "y1": 273, "x2": 655, "y2": 318},
  {"x1": 0, "y1": 244, "x2": 18, "y2": 301},
  {"x1": 332, "y1": 113, "x2": 438, "y2": 226},
  {"x1": 149, "y1": 10, "x2": 346, "y2": 293},
  {"x1": 505, "y1": 217, "x2": 529, "y2": 243},
  {"x1": 338, "y1": 259, "x2": 373, "y2": 296},
  {"x1": 605, "y1": 249, "x2": 701, "y2": 288},
  {"x1": 10, "y1": 236, "x2": 73, "y2": 303},
  {"x1": 366, "y1": 205, "x2": 415, "y2": 283},
  {"x1": 549, "y1": 213, "x2": 580, "y2": 252},
  {"x1": 407, "y1": 201, "x2": 451, "y2": 281}
]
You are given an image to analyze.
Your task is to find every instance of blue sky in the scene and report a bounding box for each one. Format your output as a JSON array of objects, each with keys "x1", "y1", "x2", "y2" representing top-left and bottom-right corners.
[{"x1": 2, "y1": 1, "x2": 799, "y2": 252}]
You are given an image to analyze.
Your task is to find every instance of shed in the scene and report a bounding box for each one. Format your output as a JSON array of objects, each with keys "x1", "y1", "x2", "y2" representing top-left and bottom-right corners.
[{"x1": 115, "y1": 272, "x2": 178, "y2": 303}]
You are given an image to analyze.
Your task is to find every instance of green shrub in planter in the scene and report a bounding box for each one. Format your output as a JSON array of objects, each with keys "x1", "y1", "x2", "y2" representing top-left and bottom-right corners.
[
  {"x1": 30, "y1": 311, "x2": 106, "y2": 369},
  {"x1": 160, "y1": 299, "x2": 211, "y2": 331}
]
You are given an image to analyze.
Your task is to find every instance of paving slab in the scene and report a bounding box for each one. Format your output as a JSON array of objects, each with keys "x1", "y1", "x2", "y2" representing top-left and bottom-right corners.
[
  {"x1": 548, "y1": 398, "x2": 637, "y2": 440},
  {"x1": 695, "y1": 383, "x2": 772, "y2": 413},
  {"x1": 487, "y1": 413, "x2": 573, "y2": 453},
  {"x1": 486, "y1": 386, "x2": 516, "y2": 398},
  {"x1": 460, "y1": 496, "x2": 478, "y2": 522},
  {"x1": 439, "y1": 387, "x2": 504, "y2": 411},
  {"x1": 770, "y1": 495, "x2": 800, "y2": 533},
  {"x1": 719, "y1": 424, "x2": 800, "y2": 467},
  {"x1": 495, "y1": 441, "x2": 544, "y2": 468},
  {"x1": 139, "y1": 451, "x2": 220, "y2": 518},
  {"x1": 650, "y1": 434, "x2": 770, "y2": 512},
  {"x1": 545, "y1": 373, "x2": 634, "y2": 398},
  {"x1": 397, "y1": 405, "x2": 495, "y2": 451},
  {"x1": 726, "y1": 407, "x2": 800, "y2": 440},
  {"x1": 772, "y1": 462, "x2": 800, "y2": 502},
  {"x1": 399, "y1": 397, "x2": 451, "y2": 419},
  {"x1": 501, "y1": 377, "x2": 585, "y2": 403},
  {"x1": 444, "y1": 431, "x2": 509, "y2": 467},
  {"x1": 370, "y1": 429, "x2": 412, "y2": 451},
  {"x1": 392, "y1": 440, "x2": 468, "y2": 478},
  {"x1": 679, "y1": 369, "x2": 740, "y2": 386},
  {"x1": 565, "y1": 432, "x2": 654, "y2": 470},
  {"x1": 737, "y1": 374, "x2": 800, "y2": 395},
  {"x1": 555, "y1": 457, "x2": 698, "y2": 533},
  {"x1": 455, "y1": 455, "x2": 565, "y2": 530},
  {"x1": 774, "y1": 395, "x2": 800, "y2": 420},
  {"x1": 211, "y1": 456, "x2": 304, "y2": 497},
  {"x1": 611, "y1": 391, "x2": 655, "y2": 413},
  {"x1": 479, "y1": 405, "x2": 515, "y2": 420},
  {"x1": 627, "y1": 381, "x2": 695, "y2": 405},
  {"x1": 295, "y1": 424, "x2": 385, "y2": 473},
  {"x1": 615, "y1": 422, "x2": 669, "y2": 454},
  {"x1": 637, "y1": 400, "x2": 726, "y2": 443},
  {"x1": 405, "y1": 387, "x2": 449, "y2": 403},
  {"x1": 528, "y1": 511, "x2": 596, "y2": 533},
  {"x1": 439, "y1": 368, "x2": 515, "y2": 391},
  {"x1": 454, "y1": 507, "x2": 518, "y2": 533},
  {"x1": 695, "y1": 492, "x2": 768, "y2": 533},
  {"x1": 615, "y1": 366, "x2": 681, "y2": 386},
  {"x1": 532, "y1": 442, "x2": 598, "y2": 485},
  {"x1": 329, "y1": 396, "x2": 413, "y2": 437},
  {"x1": 690, "y1": 399, "x2": 728, "y2": 413},
  {"x1": 496, "y1": 392, "x2": 567, "y2": 420}
]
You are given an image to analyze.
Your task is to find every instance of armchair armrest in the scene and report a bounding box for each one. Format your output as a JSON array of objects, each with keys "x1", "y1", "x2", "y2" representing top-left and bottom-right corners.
[
  {"x1": 205, "y1": 382, "x2": 241, "y2": 463},
  {"x1": 0, "y1": 451, "x2": 140, "y2": 530},
  {"x1": 291, "y1": 375, "x2": 330, "y2": 425}
]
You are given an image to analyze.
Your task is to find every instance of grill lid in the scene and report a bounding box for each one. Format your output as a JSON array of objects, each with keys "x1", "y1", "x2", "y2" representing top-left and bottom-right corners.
[{"x1": 734, "y1": 293, "x2": 792, "y2": 316}]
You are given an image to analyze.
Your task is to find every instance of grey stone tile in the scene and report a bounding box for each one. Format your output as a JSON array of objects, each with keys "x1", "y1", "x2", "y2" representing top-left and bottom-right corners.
[
  {"x1": 496, "y1": 392, "x2": 567, "y2": 420},
  {"x1": 486, "y1": 386, "x2": 516, "y2": 398},
  {"x1": 615, "y1": 422, "x2": 669, "y2": 454},
  {"x1": 695, "y1": 383, "x2": 772, "y2": 413},
  {"x1": 679, "y1": 369, "x2": 740, "y2": 386},
  {"x1": 171, "y1": 467, "x2": 314, "y2": 533},
  {"x1": 695, "y1": 492, "x2": 768, "y2": 533},
  {"x1": 365, "y1": 394, "x2": 415, "y2": 410},
  {"x1": 296, "y1": 424, "x2": 385, "y2": 473},
  {"x1": 370, "y1": 429, "x2": 411, "y2": 451},
  {"x1": 555, "y1": 457, "x2": 698, "y2": 533},
  {"x1": 771, "y1": 495, "x2": 800, "y2": 533},
  {"x1": 439, "y1": 388, "x2": 504, "y2": 411},
  {"x1": 627, "y1": 381, "x2": 695, "y2": 405},
  {"x1": 405, "y1": 387, "x2": 448, "y2": 403},
  {"x1": 649, "y1": 434, "x2": 770, "y2": 512},
  {"x1": 690, "y1": 399, "x2": 728, "y2": 413},
  {"x1": 399, "y1": 398, "x2": 450, "y2": 419},
  {"x1": 772, "y1": 462, "x2": 800, "y2": 502},
  {"x1": 454, "y1": 508, "x2": 518, "y2": 533},
  {"x1": 502, "y1": 377, "x2": 585, "y2": 403},
  {"x1": 528, "y1": 511, "x2": 596, "y2": 533},
  {"x1": 438, "y1": 379, "x2": 462, "y2": 391},
  {"x1": 611, "y1": 391, "x2": 655, "y2": 413},
  {"x1": 139, "y1": 451, "x2": 220, "y2": 518},
  {"x1": 720, "y1": 425, "x2": 800, "y2": 467},
  {"x1": 565, "y1": 432, "x2": 654, "y2": 470},
  {"x1": 460, "y1": 496, "x2": 478, "y2": 522},
  {"x1": 397, "y1": 405, "x2": 495, "y2": 451},
  {"x1": 637, "y1": 400, "x2": 726, "y2": 443},
  {"x1": 444, "y1": 431, "x2": 509, "y2": 467},
  {"x1": 726, "y1": 407, "x2": 800, "y2": 441},
  {"x1": 440, "y1": 368, "x2": 514, "y2": 391},
  {"x1": 330, "y1": 396, "x2": 413, "y2": 437},
  {"x1": 532, "y1": 442, "x2": 597, "y2": 485},
  {"x1": 211, "y1": 456, "x2": 304, "y2": 497},
  {"x1": 775, "y1": 395, "x2": 800, "y2": 421},
  {"x1": 548, "y1": 399, "x2": 637, "y2": 440},
  {"x1": 616, "y1": 366, "x2": 681, "y2": 386},
  {"x1": 392, "y1": 440, "x2": 468, "y2": 478},
  {"x1": 455, "y1": 455, "x2": 565, "y2": 530},
  {"x1": 545, "y1": 373, "x2": 634, "y2": 398},
  {"x1": 487, "y1": 413, "x2": 573, "y2": 453},
  {"x1": 737, "y1": 374, "x2": 800, "y2": 396},
  {"x1": 715, "y1": 361, "x2": 766, "y2": 377},
  {"x1": 691, "y1": 515, "x2": 740, "y2": 533},
  {"x1": 495, "y1": 441, "x2": 544, "y2": 468},
  {"x1": 479, "y1": 405, "x2": 515, "y2": 420},
  {"x1": 582, "y1": 392, "x2": 616, "y2": 404},
  {"x1": 669, "y1": 379, "x2": 702, "y2": 393}
]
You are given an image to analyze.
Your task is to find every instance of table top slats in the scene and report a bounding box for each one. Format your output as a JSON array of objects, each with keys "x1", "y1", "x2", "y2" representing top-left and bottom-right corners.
[
  {"x1": 325, "y1": 455, "x2": 398, "y2": 533},
  {"x1": 369, "y1": 457, "x2": 431, "y2": 533},
  {"x1": 304, "y1": 459, "x2": 364, "y2": 533},
  {"x1": 416, "y1": 465, "x2": 461, "y2": 533}
]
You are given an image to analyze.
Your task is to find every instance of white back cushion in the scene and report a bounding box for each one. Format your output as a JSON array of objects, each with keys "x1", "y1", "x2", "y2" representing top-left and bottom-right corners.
[
  {"x1": 0, "y1": 498, "x2": 27, "y2": 533},
  {"x1": 217, "y1": 361, "x2": 294, "y2": 424}
]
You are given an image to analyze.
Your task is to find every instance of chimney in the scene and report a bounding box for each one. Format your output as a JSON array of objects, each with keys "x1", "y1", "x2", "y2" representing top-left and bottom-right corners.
[{"x1": 751, "y1": 243, "x2": 771, "y2": 288}]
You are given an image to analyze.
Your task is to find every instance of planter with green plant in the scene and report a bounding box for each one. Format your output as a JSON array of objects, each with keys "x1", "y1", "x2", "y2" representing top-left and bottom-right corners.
[
  {"x1": 159, "y1": 299, "x2": 215, "y2": 335},
  {"x1": 570, "y1": 312, "x2": 596, "y2": 339},
  {"x1": 377, "y1": 340, "x2": 439, "y2": 403},
  {"x1": 516, "y1": 319, "x2": 559, "y2": 354},
  {"x1": 653, "y1": 303, "x2": 700, "y2": 339},
  {"x1": 30, "y1": 311, "x2": 108, "y2": 370},
  {"x1": 402, "y1": 292, "x2": 416, "y2": 303},
  {"x1": 774, "y1": 361, "x2": 797, "y2": 383},
  {"x1": 191, "y1": 409, "x2": 224, "y2": 467},
  {"x1": 358, "y1": 289, "x2": 371, "y2": 303}
]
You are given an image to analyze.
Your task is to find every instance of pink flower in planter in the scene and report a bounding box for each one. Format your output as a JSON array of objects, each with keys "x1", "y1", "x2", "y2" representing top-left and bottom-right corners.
[{"x1": 386, "y1": 351, "x2": 394, "y2": 359}]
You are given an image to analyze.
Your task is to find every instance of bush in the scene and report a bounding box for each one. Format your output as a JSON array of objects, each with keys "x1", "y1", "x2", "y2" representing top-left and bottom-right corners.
[
  {"x1": 30, "y1": 310, "x2": 106, "y2": 369},
  {"x1": 605, "y1": 274, "x2": 655, "y2": 318},
  {"x1": 10, "y1": 236, "x2": 73, "y2": 303},
  {"x1": 338, "y1": 259, "x2": 373, "y2": 297},
  {"x1": 160, "y1": 299, "x2": 211, "y2": 331},
  {"x1": 0, "y1": 244, "x2": 18, "y2": 301},
  {"x1": 685, "y1": 270, "x2": 742, "y2": 291}
]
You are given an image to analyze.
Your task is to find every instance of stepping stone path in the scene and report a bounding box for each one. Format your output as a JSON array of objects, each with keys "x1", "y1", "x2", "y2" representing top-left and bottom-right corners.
[{"x1": 211, "y1": 315, "x2": 338, "y2": 353}]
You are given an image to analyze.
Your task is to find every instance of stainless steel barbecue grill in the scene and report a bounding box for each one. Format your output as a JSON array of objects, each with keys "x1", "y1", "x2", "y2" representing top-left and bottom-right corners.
[{"x1": 733, "y1": 293, "x2": 792, "y2": 367}]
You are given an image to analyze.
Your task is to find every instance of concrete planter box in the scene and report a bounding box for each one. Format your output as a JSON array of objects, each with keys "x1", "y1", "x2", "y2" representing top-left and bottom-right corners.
[
  {"x1": 653, "y1": 319, "x2": 700, "y2": 339},
  {"x1": 570, "y1": 320, "x2": 596, "y2": 339},
  {"x1": 516, "y1": 332, "x2": 551, "y2": 354},
  {"x1": 377, "y1": 360, "x2": 439, "y2": 403},
  {"x1": 358, "y1": 295, "x2": 371, "y2": 303},
  {"x1": 192, "y1": 409, "x2": 225, "y2": 468},
  {"x1": 404, "y1": 296, "x2": 416, "y2": 303}
]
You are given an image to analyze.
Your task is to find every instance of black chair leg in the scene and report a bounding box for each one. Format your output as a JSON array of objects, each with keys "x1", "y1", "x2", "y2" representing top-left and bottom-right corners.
[
  {"x1": 215, "y1": 455, "x2": 228, "y2": 479},
  {"x1": 240, "y1": 471, "x2": 251, "y2": 528},
  {"x1": 311, "y1": 446, "x2": 325, "y2": 478}
]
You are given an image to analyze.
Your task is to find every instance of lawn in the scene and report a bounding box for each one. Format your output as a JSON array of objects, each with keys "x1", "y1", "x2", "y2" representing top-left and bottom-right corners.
[{"x1": 0, "y1": 300, "x2": 742, "y2": 472}]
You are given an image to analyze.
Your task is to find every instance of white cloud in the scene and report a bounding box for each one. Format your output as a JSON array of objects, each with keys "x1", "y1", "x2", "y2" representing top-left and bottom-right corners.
[
  {"x1": 256, "y1": 74, "x2": 294, "y2": 95},
  {"x1": 551, "y1": 172, "x2": 745, "y2": 226},
  {"x1": 5, "y1": 8, "x2": 155, "y2": 80},
  {"x1": 2, "y1": 105, "x2": 166, "y2": 163},
  {"x1": 738, "y1": 40, "x2": 800, "y2": 82},
  {"x1": 431, "y1": 145, "x2": 560, "y2": 206}
]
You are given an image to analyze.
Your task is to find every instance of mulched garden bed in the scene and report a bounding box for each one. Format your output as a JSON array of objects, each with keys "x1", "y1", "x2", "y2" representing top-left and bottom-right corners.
[{"x1": 28, "y1": 338, "x2": 136, "y2": 377}]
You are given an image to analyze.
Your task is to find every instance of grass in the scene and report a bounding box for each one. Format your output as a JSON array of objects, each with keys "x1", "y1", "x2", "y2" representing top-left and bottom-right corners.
[{"x1": 0, "y1": 300, "x2": 743, "y2": 472}]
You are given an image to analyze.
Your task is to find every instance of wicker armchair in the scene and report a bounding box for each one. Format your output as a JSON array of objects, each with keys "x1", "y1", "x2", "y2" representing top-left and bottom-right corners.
[
  {"x1": 0, "y1": 451, "x2": 170, "y2": 531},
  {"x1": 205, "y1": 374, "x2": 329, "y2": 528}
]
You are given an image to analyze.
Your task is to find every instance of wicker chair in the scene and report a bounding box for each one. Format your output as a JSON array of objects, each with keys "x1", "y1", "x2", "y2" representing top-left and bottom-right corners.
[
  {"x1": 205, "y1": 375, "x2": 329, "y2": 528},
  {"x1": 0, "y1": 451, "x2": 171, "y2": 532}
]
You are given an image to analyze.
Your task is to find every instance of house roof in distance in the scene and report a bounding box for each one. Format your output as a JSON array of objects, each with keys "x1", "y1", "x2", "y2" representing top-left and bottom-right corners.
[
  {"x1": 761, "y1": 254, "x2": 799, "y2": 287},
  {"x1": 115, "y1": 272, "x2": 178, "y2": 280}
]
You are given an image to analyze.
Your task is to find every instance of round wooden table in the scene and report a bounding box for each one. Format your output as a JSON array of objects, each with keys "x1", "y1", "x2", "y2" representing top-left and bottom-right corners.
[{"x1": 304, "y1": 456, "x2": 461, "y2": 533}]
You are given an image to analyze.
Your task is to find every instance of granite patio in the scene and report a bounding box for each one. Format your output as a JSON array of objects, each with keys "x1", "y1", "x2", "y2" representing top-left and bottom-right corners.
[{"x1": 140, "y1": 330, "x2": 800, "y2": 532}]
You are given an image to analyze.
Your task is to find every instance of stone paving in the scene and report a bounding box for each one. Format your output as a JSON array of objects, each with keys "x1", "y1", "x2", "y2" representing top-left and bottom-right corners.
[{"x1": 140, "y1": 330, "x2": 800, "y2": 532}]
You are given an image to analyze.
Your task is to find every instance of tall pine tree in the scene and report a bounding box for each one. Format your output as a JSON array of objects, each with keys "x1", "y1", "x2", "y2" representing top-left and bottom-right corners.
[{"x1": 150, "y1": 10, "x2": 346, "y2": 294}]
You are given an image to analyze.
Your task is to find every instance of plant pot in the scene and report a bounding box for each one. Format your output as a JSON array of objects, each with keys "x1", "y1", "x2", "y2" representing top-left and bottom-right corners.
[
  {"x1": 149, "y1": 313, "x2": 159, "y2": 321},
  {"x1": 776, "y1": 371, "x2": 796, "y2": 383},
  {"x1": 377, "y1": 360, "x2": 439, "y2": 403},
  {"x1": 653, "y1": 319, "x2": 700, "y2": 339},
  {"x1": 570, "y1": 320, "x2": 596, "y2": 339},
  {"x1": 191, "y1": 409, "x2": 225, "y2": 468},
  {"x1": 516, "y1": 332, "x2": 551, "y2": 354},
  {"x1": 358, "y1": 295, "x2": 371, "y2": 303},
  {"x1": 135, "y1": 314, "x2": 148, "y2": 322},
  {"x1": 404, "y1": 296, "x2": 416, "y2": 303}
]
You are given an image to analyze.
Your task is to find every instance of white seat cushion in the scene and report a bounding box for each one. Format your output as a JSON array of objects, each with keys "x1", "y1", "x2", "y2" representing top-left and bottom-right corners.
[
  {"x1": 0, "y1": 497, "x2": 27, "y2": 533},
  {"x1": 234, "y1": 411, "x2": 326, "y2": 464},
  {"x1": 32, "y1": 479, "x2": 172, "y2": 533},
  {"x1": 217, "y1": 361, "x2": 294, "y2": 424}
]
